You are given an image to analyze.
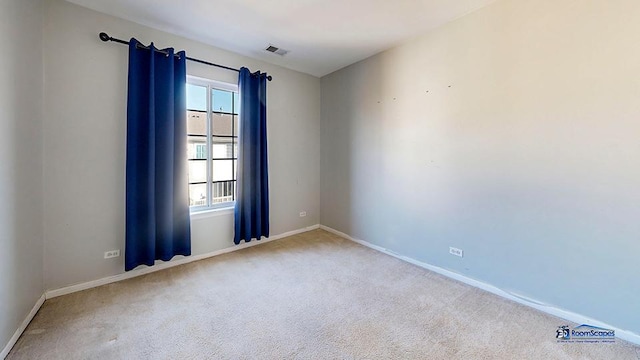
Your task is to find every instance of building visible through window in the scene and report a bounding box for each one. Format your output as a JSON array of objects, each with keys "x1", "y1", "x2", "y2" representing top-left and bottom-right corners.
[{"x1": 186, "y1": 77, "x2": 238, "y2": 209}]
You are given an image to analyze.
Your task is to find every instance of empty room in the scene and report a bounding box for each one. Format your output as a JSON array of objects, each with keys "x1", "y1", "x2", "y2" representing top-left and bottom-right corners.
[{"x1": 1, "y1": 0, "x2": 639, "y2": 358}]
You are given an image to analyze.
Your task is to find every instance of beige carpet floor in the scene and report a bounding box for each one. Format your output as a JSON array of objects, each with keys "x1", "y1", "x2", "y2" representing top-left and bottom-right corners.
[{"x1": 8, "y1": 229, "x2": 640, "y2": 359}]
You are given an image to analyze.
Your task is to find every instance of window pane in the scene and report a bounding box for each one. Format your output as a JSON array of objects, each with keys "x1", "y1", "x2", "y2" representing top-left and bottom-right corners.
[
  {"x1": 187, "y1": 84, "x2": 207, "y2": 111},
  {"x1": 233, "y1": 92, "x2": 239, "y2": 114},
  {"x1": 212, "y1": 160, "x2": 234, "y2": 181},
  {"x1": 188, "y1": 160, "x2": 207, "y2": 183},
  {"x1": 233, "y1": 115, "x2": 239, "y2": 137},
  {"x1": 212, "y1": 142, "x2": 233, "y2": 159},
  {"x1": 189, "y1": 184, "x2": 207, "y2": 207},
  {"x1": 186, "y1": 79, "x2": 239, "y2": 209},
  {"x1": 212, "y1": 181, "x2": 234, "y2": 204},
  {"x1": 187, "y1": 111, "x2": 206, "y2": 135},
  {"x1": 212, "y1": 113, "x2": 233, "y2": 136},
  {"x1": 187, "y1": 137, "x2": 207, "y2": 159},
  {"x1": 212, "y1": 89, "x2": 233, "y2": 113}
]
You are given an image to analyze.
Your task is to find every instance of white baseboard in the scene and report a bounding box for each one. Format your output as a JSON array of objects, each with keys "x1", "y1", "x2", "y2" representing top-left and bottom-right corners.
[
  {"x1": 319, "y1": 225, "x2": 640, "y2": 346},
  {"x1": 1, "y1": 294, "x2": 45, "y2": 359},
  {"x1": 46, "y1": 224, "x2": 320, "y2": 299}
]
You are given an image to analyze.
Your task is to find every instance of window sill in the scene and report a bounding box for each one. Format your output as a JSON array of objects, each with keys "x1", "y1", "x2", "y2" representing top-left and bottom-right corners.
[{"x1": 190, "y1": 206, "x2": 234, "y2": 220}]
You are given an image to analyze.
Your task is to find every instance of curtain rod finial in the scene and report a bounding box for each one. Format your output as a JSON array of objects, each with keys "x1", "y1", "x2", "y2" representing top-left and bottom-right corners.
[{"x1": 99, "y1": 32, "x2": 110, "y2": 42}]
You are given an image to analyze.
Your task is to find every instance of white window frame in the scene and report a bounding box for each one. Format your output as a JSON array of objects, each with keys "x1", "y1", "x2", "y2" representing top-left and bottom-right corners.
[{"x1": 187, "y1": 75, "x2": 239, "y2": 214}]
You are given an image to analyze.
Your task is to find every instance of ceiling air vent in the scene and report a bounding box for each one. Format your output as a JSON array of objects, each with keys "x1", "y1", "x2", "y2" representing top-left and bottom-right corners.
[{"x1": 264, "y1": 44, "x2": 289, "y2": 56}]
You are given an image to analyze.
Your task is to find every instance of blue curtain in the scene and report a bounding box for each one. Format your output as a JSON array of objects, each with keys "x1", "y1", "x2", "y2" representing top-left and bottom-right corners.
[
  {"x1": 234, "y1": 68, "x2": 269, "y2": 244},
  {"x1": 125, "y1": 38, "x2": 191, "y2": 271}
]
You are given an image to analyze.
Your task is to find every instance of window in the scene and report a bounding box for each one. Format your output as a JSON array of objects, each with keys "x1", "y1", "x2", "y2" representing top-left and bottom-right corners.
[{"x1": 186, "y1": 76, "x2": 239, "y2": 210}]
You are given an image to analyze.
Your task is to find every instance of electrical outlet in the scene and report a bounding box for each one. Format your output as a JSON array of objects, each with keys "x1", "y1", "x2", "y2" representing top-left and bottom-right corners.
[
  {"x1": 104, "y1": 250, "x2": 120, "y2": 259},
  {"x1": 449, "y1": 247, "x2": 463, "y2": 258},
  {"x1": 299, "y1": 211, "x2": 307, "y2": 217}
]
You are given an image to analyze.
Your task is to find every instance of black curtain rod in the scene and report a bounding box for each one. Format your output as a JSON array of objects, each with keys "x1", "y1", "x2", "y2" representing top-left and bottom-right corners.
[{"x1": 99, "y1": 32, "x2": 272, "y2": 81}]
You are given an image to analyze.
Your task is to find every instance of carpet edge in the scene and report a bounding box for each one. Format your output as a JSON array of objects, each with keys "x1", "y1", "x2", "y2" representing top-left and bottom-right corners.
[
  {"x1": 318, "y1": 225, "x2": 640, "y2": 347},
  {"x1": 1, "y1": 294, "x2": 45, "y2": 359},
  {"x1": 45, "y1": 224, "x2": 320, "y2": 299}
]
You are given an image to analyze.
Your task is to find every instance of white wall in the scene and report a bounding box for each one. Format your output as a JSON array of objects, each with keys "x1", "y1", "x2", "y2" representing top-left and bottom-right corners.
[
  {"x1": 43, "y1": 0, "x2": 320, "y2": 290},
  {"x1": 0, "y1": 0, "x2": 45, "y2": 351},
  {"x1": 321, "y1": 0, "x2": 640, "y2": 335}
]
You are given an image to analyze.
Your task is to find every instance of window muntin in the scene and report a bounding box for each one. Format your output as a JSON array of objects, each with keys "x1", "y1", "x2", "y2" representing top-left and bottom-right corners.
[{"x1": 186, "y1": 77, "x2": 238, "y2": 211}]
